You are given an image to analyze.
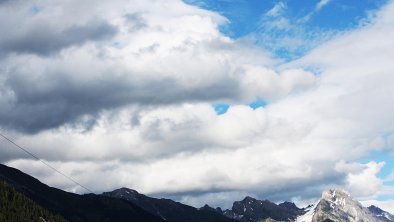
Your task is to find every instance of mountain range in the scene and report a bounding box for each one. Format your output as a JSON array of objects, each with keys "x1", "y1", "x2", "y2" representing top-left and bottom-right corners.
[{"x1": 0, "y1": 163, "x2": 393, "y2": 222}]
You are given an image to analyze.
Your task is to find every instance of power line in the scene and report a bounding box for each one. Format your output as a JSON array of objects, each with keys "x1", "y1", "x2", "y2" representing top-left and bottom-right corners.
[{"x1": 0, "y1": 131, "x2": 94, "y2": 193}]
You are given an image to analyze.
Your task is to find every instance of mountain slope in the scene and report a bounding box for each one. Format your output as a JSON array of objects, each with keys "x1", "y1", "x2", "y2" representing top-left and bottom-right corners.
[
  {"x1": 0, "y1": 163, "x2": 164, "y2": 222},
  {"x1": 222, "y1": 196, "x2": 305, "y2": 222},
  {"x1": 2, "y1": 163, "x2": 392, "y2": 222},
  {"x1": 103, "y1": 187, "x2": 239, "y2": 222},
  {"x1": 0, "y1": 180, "x2": 67, "y2": 222},
  {"x1": 368, "y1": 205, "x2": 394, "y2": 222},
  {"x1": 296, "y1": 189, "x2": 394, "y2": 222}
]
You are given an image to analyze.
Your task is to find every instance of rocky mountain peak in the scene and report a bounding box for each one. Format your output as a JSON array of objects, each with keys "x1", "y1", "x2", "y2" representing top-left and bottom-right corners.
[
  {"x1": 279, "y1": 201, "x2": 302, "y2": 212},
  {"x1": 297, "y1": 189, "x2": 394, "y2": 222},
  {"x1": 200, "y1": 204, "x2": 223, "y2": 213},
  {"x1": 242, "y1": 196, "x2": 258, "y2": 203},
  {"x1": 369, "y1": 205, "x2": 385, "y2": 215},
  {"x1": 103, "y1": 187, "x2": 141, "y2": 201},
  {"x1": 225, "y1": 196, "x2": 305, "y2": 222},
  {"x1": 298, "y1": 188, "x2": 389, "y2": 222},
  {"x1": 117, "y1": 187, "x2": 139, "y2": 194},
  {"x1": 368, "y1": 205, "x2": 394, "y2": 222},
  {"x1": 322, "y1": 188, "x2": 350, "y2": 202}
]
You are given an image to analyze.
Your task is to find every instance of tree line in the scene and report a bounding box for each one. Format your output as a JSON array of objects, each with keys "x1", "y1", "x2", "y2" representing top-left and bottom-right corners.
[{"x1": 0, "y1": 180, "x2": 68, "y2": 222}]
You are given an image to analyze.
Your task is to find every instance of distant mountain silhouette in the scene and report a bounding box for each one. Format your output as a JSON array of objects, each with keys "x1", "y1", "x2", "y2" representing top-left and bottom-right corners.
[
  {"x1": 221, "y1": 196, "x2": 305, "y2": 222},
  {"x1": 0, "y1": 163, "x2": 163, "y2": 222},
  {"x1": 103, "y1": 187, "x2": 238, "y2": 222},
  {"x1": 1, "y1": 163, "x2": 393, "y2": 222}
]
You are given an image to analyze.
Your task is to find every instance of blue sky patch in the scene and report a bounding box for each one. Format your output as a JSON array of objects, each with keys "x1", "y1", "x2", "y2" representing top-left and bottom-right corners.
[
  {"x1": 212, "y1": 98, "x2": 267, "y2": 115},
  {"x1": 213, "y1": 103, "x2": 230, "y2": 115},
  {"x1": 30, "y1": 4, "x2": 43, "y2": 14},
  {"x1": 249, "y1": 98, "x2": 267, "y2": 110},
  {"x1": 359, "y1": 150, "x2": 394, "y2": 181},
  {"x1": 183, "y1": 0, "x2": 389, "y2": 60}
]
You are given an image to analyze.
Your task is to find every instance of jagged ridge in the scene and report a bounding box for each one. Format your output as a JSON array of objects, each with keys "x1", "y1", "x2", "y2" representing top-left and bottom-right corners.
[
  {"x1": 1, "y1": 163, "x2": 393, "y2": 222},
  {"x1": 103, "y1": 187, "x2": 239, "y2": 222},
  {"x1": 297, "y1": 188, "x2": 394, "y2": 222}
]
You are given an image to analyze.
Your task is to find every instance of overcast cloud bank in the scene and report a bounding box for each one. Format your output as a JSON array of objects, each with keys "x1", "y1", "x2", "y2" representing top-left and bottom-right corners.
[{"x1": 0, "y1": 0, "x2": 394, "y2": 212}]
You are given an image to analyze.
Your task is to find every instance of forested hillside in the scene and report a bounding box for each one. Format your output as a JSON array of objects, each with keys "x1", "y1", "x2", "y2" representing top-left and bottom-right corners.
[{"x1": 0, "y1": 181, "x2": 68, "y2": 222}]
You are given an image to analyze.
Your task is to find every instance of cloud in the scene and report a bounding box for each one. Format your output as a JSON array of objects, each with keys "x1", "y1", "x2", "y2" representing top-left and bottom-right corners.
[
  {"x1": 0, "y1": 20, "x2": 117, "y2": 56},
  {"x1": 345, "y1": 162, "x2": 385, "y2": 198},
  {"x1": 1, "y1": 0, "x2": 394, "y2": 209},
  {"x1": 124, "y1": 13, "x2": 147, "y2": 31},
  {"x1": 0, "y1": 0, "x2": 314, "y2": 133},
  {"x1": 265, "y1": 1, "x2": 287, "y2": 17},
  {"x1": 258, "y1": 0, "x2": 337, "y2": 58},
  {"x1": 316, "y1": 0, "x2": 331, "y2": 11},
  {"x1": 298, "y1": 0, "x2": 332, "y2": 23}
]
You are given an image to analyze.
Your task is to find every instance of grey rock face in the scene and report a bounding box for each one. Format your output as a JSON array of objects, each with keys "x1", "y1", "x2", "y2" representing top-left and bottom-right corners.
[
  {"x1": 223, "y1": 196, "x2": 304, "y2": 222},
  {"x1": 368, "y1": 205, "x2": 394, "y2": 222},
  {"x1": 309, "y1": 189, "x2": 380, "y2": 222}
]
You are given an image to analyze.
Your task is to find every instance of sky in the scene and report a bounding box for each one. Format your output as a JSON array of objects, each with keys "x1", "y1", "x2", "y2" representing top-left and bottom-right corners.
[{"x1": 0, "y1": 0, "x2": 394, "y2": 214}]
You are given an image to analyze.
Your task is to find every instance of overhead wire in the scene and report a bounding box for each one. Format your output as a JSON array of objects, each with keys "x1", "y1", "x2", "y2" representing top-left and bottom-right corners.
[{"x1": 0, "y1": 131, "x2": 94, "y2": 193}]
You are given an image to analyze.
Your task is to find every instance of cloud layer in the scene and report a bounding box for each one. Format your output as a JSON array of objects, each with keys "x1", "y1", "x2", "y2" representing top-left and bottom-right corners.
[
  {"x1": 1, "y1": 0, "x2": 394, "y2": 211},
  {"x1": 0, "y1": 0, "x2": 316, "y2": 133}
]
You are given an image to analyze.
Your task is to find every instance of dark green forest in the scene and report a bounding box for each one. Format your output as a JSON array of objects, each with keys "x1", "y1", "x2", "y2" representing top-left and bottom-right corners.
[{"x1": 0, "y1": 181, "x2": 68, "y2": 222}]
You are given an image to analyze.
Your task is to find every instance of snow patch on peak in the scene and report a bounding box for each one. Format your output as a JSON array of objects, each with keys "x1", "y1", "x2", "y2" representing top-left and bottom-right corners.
[{"x1": 296, "y1": 201, "x2": 319, "y2": 222}]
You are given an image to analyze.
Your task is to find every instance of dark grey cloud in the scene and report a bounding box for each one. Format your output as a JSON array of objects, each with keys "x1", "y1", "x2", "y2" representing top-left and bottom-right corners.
[
  {"x1": 0, "y1": 66, "x2": 239, "y2": 133},
  {"x1": 0, "y1": 0, "x2": 274, "y2": 134},
  {"x1": 0, "y1": 140, "x2": 30, "y2": 162},
  {"x1": 152, "y1": 171, "x2": 346, "y2": 208},
  {"x1": 0, "y1": 0, "x2": 12, "y2": 4},
  {"x1": 0, "y1": 20, "x2": 117, "y2": 56},
  {"x1": 124, "y1": 13, "x2": 147, "y2": 31},
  {"x1": 255, "y1": 173, "x2": 346, "y2": 202}
]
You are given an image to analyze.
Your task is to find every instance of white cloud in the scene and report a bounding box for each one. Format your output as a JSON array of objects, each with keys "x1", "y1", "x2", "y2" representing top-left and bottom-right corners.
[
  {"x1": 345, "y1": 162, "x2": 385, "y2": 198},
  {"x1": 265, "y1": 2, "x2": 287, "y2": 17},
  {"x1": 258, "y1": 0, "x2": 337, "y2": 58},
  {"x1": 0, "y1": 0, "x2": 317, "y2": 133},
  {"x1": 316, "y1": 0, "x2": 331, "y2": 11},
  {"x1": 1, "y1": 0, "x2": 394, "y2": 209}
]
